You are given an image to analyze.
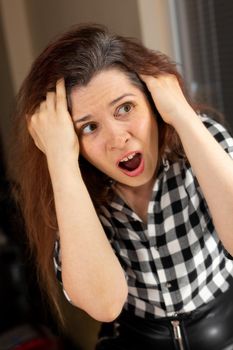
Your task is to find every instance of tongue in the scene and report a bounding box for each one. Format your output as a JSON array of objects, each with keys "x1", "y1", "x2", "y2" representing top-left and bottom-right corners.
[{"x1": 119, "y1": 153, "x2": 141, "y2": 171}]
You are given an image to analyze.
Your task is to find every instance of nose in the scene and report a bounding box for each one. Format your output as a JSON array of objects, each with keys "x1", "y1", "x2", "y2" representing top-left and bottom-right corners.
[{"x1": 104, "y1": 123, "x2": 130, "y2": 150}]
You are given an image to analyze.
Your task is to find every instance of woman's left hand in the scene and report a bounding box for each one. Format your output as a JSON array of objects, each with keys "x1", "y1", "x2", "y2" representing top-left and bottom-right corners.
[{"x1": 140, "y1": 74, "x2": 196, "y2": 126}]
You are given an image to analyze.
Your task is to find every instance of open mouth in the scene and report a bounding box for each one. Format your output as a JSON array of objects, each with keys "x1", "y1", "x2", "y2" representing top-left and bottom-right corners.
[{"x1": 117, "y1": 152, "x2": 144, "y2": 176}]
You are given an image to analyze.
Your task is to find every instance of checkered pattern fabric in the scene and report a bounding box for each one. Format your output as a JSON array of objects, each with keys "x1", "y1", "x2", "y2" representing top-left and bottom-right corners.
[{"x1": 54, "y1": 115, "x2": 233, "y2": 319}]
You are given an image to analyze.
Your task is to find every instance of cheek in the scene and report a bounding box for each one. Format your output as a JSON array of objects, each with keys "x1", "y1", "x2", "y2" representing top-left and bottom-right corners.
[
  {"x1": 80, "y1": 138, "x2": 104, "y2": 165},
  {"x1": 137, "y1": 114, "x2": 157, "y2": 138}
]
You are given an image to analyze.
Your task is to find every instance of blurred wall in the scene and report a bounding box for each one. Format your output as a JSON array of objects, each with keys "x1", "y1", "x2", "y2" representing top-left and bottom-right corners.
[
  {"x1": 0, "y1": 13, "x2": 14, "y2": 167},
  {"x1": 25, "y1": 0, "x2": 141, "y2": 57}
]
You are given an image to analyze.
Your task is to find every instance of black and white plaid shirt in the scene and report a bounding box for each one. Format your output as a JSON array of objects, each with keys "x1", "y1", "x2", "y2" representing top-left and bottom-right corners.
[{"x1": 54, "y1": 115, "x2": 233, "y2": 319}]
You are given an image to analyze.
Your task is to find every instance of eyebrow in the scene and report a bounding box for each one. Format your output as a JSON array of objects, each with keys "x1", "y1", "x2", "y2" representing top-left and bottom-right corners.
[
  {"x1": 109, "y1": 93, "x2": 136, "y2": 106},
  {"x1": 74, "y1": 93, "x2": 136, "y2": 125}
]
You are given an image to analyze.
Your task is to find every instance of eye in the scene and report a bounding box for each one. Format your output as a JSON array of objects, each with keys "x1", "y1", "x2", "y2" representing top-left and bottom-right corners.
[
  {"x1": 80, "y1": 123, "x2": 97, "y2": 135},
  {"x1": 115, "y1": 102, "x2": 134, "y2": 117}
]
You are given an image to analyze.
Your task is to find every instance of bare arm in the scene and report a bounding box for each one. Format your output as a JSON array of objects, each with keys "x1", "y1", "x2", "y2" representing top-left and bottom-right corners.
[
  {"x1": 28, "y1": 80, "x2": 128, "y2": 322},
  {"x1": 142, "y1": 74, "x2": 233, "y2": 255}
]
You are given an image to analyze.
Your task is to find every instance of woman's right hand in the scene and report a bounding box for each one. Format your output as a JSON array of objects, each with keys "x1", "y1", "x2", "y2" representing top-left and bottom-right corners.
[{"x1": 27, "y1": 79, "x2": 80, "y2": 162}]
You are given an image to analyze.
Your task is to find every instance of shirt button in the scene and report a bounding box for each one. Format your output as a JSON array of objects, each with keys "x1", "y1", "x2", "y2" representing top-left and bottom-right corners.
[{"x1": 166, "y1": 282, "x2": 172, "y2": 289}]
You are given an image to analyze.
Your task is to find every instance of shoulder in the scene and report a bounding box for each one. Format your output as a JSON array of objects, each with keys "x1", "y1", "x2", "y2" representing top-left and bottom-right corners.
[
  {"x1": 200, "y1": 114, "x2": 233, "y2": 155},
  {"x1": 200, "y1": 114, "x2": 230, "y2": 135}
]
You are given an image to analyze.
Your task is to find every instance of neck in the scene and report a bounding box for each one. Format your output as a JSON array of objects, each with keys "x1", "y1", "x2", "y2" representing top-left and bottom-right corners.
[{"x1": 113, "y1": 178, "x2": 155, "y2": 223}]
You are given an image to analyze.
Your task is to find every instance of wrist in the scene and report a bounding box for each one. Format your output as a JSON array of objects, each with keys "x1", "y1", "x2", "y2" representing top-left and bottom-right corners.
[
  {"x1": 170, "y1": 107, "x2": 199, "y2": 131},
  {"x1": 47, "y1": 152, "x2": 81, "y2": 177},
  {"x1": 46, "y1": 147, "x2": 79, "y2": 165}
]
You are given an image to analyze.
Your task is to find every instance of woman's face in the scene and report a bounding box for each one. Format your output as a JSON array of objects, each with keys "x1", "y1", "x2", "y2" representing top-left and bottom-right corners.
[{"x1": 70, "y1": 68, "x2": 159, "y2": 190}]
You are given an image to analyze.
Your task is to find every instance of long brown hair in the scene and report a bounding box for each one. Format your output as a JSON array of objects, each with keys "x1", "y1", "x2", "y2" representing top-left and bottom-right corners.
[{"x1": 10, "y1": 24, "x2": 199, "y2": 323}]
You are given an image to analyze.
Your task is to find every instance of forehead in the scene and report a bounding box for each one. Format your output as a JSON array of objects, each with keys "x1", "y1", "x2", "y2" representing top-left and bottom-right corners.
[{"x1": 70, "y1": 69, "x2": 141, "y2": 114}]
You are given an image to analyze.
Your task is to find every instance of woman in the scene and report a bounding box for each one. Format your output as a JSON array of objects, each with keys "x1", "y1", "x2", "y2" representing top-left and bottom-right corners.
[{"x1": 12, "y1": 24, "x2": 233, "y2": 349}]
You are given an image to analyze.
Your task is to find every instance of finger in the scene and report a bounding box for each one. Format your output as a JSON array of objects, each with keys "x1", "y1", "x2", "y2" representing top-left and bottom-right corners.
[
  {"x1": 27, "y1": 120, "x2": 33, "y2": 135},
  {"x1": 33, "y1": 137, "x2": 45, "y2": 153},
  {"x1": 46, "y1": 91, "x2": 56, "y2": 111},
  {"x1": 56, "y1": 78, "x2": 67, "y2": 111},
  {"x1": 139, "y1": 73, "x2": 154, "y2": 81},
  {"x1": 26, "y1": 121, "x2": 45, "y2": 153},
  {"x1": 39, "y1": 100, "x2": 47, "y2": 113},
  {"x1": 26, "y1": 108, "x2": 39, "y2": 128},
  {"x1": 139, "y1": 74, "x2": 156, "y2": 87},
  {"x1": 139, "y1": 74, "x2": 147, "y2": 85},
  {"x1": 139, "y1": 74, "x2": 147, "y2": 81},
  {"x1": 27, "y1": 122, "x2": 37, "y2": 143},
  {"x1": 34, "y1": 141, "x2": 45, "y2": 153}
]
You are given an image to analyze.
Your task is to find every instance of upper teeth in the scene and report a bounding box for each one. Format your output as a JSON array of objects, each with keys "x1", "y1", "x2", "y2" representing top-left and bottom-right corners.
[{"x1": 120, "y1": 152, "x2": 136, "y2": 162}]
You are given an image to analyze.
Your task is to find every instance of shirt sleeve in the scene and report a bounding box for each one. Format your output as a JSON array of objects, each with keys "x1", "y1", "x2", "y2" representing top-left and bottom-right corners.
[
  {"x1": 53, "y1": 239, "x2": 62, "y2": 283},
  {"x1": 200, "y1": 114, "x2": 233, "y2": 158},
  {"x1": 98, "y1": 205, "x2": 116, "y2": 251},
  {"x1": 53, "y1": 239, "x2": 76, "y2": 304}
]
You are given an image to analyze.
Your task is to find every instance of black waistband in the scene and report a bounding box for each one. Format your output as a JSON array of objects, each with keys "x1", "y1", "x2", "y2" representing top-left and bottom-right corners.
[
  {"x1": 119, "y1": 276, "x2": 233, "y2": 326},
  {"x1": 113, "y1": 278, "x2": 233, "y2": 350}
]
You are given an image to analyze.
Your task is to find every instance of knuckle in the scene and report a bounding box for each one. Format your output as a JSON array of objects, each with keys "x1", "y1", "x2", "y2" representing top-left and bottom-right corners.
[
  {"x1": 47, "y1": 91, "x2": 54, "y2": 97},
  {"x1": 56, "y1": 93, "x2": 62, "y2": 101},
  {"x1": 40, "y1": 101, "x2": 46, "y2": 109},
  {"x1": 56, "y1": 94, "x2": 65, "y2": 104},
  {"x1": 30, "y1": 115, "x2": 38, "y2": 125}
]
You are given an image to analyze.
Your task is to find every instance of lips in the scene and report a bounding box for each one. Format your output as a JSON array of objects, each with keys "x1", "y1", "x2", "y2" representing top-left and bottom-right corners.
[{"x1": 117, "y1": 151, "x2": 144, "y2": 177}]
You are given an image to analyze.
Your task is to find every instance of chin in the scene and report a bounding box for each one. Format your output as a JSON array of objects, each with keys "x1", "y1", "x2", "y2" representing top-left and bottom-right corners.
[{"x1": 122, "y1": 174, "x2": 155, "y2": 188}]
